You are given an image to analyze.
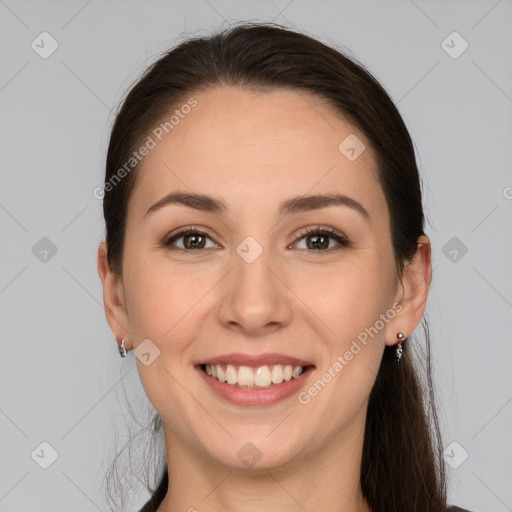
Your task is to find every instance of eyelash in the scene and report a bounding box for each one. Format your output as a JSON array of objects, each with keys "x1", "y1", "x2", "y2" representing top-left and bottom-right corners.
[{"x1": 162, "y1": 225, "x2": 350, "y2": 254}]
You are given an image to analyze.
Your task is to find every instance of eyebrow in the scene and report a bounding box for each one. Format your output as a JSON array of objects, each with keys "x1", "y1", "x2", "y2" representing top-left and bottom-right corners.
[{"x1": 144, "y1": 191, "x2": 371, "y2": 221}]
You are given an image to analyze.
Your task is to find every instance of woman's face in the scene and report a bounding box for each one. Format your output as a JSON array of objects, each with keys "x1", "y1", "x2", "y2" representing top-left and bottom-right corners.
[{"x1": 101, "y1": 86, "x2": 425, "y2": 472}]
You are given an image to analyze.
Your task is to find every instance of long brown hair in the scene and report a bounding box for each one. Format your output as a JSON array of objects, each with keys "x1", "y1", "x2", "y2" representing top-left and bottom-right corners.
[{"x1": 102, "y1": 22, "x2": 446, "y2": 511}]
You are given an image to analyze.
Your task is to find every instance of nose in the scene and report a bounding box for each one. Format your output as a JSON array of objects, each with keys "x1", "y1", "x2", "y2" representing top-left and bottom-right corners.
[{"x1": 217, "y1": 240, "x2": 293, "y2": 336}]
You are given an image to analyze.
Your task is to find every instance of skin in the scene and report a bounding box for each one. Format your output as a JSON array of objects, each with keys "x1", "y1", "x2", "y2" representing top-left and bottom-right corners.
[{"x1": 98, "y1": 86, "x2": 431, "y2": 512}]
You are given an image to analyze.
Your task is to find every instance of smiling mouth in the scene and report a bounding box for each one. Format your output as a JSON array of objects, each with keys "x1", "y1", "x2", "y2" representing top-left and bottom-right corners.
[{"x1": 198, "y1": 363, "x2": 314, "y2": 389}]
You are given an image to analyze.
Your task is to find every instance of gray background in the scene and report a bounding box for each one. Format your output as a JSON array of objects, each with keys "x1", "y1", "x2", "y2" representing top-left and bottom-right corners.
[{"x1": 1, "y1": 0, "x2": 511, "y2": 511}]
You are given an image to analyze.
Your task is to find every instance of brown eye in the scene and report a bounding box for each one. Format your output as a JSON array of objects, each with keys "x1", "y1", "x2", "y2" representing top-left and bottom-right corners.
[
  {"x1": 163, "y1": 228, "x2": 217, "y2": 251},
  {"x1": 181, "y1": 233, "x2": 206, "y2": 249},
  {"x1": 162, "y1": 226, "x2": 349, "y2": 254},
  {"x1": 306, "y1": 233, "x2": 330, "y2": 250},
  {"x1": 292, "y1": 227, "x2": 350, "y2": 252}
]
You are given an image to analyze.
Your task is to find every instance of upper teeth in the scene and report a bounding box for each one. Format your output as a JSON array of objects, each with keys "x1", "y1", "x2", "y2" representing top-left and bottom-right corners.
[{"x1": 204, "y1": 364, "x2": 304, "y2": 388}]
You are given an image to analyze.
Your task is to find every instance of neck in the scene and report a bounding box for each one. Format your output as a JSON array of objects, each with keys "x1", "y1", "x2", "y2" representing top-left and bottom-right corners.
[{"x1": 157, "y1": 422, "x2": 372, "y2": 512}]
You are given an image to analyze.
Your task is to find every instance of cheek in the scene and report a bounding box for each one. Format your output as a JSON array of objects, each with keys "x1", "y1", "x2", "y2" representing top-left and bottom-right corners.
[
  {"x1": 295, "y1": 256, "x2": 392, "y2": 389},
  {"x1": 298, "y1": 255, "x2": 392, "y2": 336},
  {"x1": 123, "y1": 256, "x2": 209, "y2": 426},
  {"x1": 124, "y1": 252, "x2": 217, "y2": 349},
  {"x1": 294, "y1": 270, "x2": 390, "y2": 427}
]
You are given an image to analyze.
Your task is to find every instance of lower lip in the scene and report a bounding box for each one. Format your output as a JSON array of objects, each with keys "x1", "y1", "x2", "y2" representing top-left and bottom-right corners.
[{"x1": 195, "y1": 365, "x2": 315, "y2": 406}]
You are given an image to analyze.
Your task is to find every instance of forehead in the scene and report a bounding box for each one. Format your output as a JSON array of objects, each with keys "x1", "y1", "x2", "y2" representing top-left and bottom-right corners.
[{"x1": 128, "y1": 86, "x2": 387, "y2": 223}]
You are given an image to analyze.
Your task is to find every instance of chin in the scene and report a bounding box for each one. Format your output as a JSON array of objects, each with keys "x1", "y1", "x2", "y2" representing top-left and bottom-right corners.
[{"x1": 197, "y1": 432, "x2": 308, "y2": 472}]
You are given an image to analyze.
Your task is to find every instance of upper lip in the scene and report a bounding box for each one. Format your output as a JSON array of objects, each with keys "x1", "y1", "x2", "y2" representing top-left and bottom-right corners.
[{"x1": 196, "y1": 353, "x2": 315, "y2": 368}]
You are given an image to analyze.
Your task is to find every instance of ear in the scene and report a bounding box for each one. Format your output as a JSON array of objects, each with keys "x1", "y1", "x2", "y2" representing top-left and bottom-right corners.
[
  {"x1": 97, "y1": 241, "x2": 132, "y2": 350},
  {"x1": 386, "y1": 235, "x2": 432, "y2": 346}
]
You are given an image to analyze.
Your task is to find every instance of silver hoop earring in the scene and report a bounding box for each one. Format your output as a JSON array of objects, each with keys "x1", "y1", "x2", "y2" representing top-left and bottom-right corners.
[
  {"x1": 396, "y1": 332, "x2": 404, "y2": 361},
  {"x1": 118, "y1": 339, "x2": 127, "y2": 358}
]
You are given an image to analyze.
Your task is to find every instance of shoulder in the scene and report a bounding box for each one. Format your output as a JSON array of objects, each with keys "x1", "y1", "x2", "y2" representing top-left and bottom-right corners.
[{"x1": 447, "y1": 506, "x2": 474, "y2": 512}]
